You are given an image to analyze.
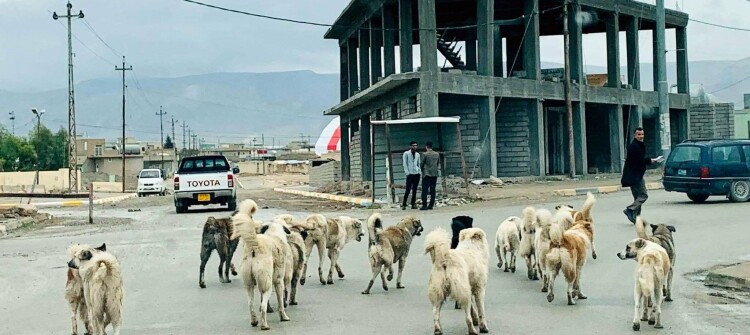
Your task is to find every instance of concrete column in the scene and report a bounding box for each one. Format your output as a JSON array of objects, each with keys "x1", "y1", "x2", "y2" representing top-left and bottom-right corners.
[
  {"x1": 523, "y1": 0, "x2": 540, "y2": 80},
  {"x1": 568, "y1": 2, "x2": 584, "y2": 84},
  {"x1": 477, "y1": 0, "x2": 494, "y2": 76},
  {"x1": 478, "y1": 97, "x2": 497, "y2": 177},
  {"x1": 360, "y1": 116, "x2": 372, "y2": 181},
  {"x1": 418, "y1": 0, "x2": 439, "y2": 117},
  {"x1": 606, "y1": 12, "x2": 621, "y2": 88},
  {"x1": 609, "y1": 105, "x2": 625, "y2": 173},
  {"x1": 625, "y1": 17, "x2": 640, "y2": 89},
  {"x1": 573, "y1": 103, "x2": 588, "y2": 175},
  {"x1": 383, "y1": 4, "x2": 397, "y2": 76},
  {"x1": 627, "y1": 106, "x2": 642, "y2": 142},
  {"x1": 676, "y1": 27, "x2": 689, "y2": 94},
  {"x1": 493, "y1": 25, "x2": 504, "y2": 77},
  {"x1": 370, "y1": 19, "x2": 383, "y2": 84},
  {"x1": 340, "y1": 119, "x2": 351, "y2": 181},
  {"x1": 652, "y1": 28, "x2": 660, "y2": 92},
  {"x1": 529, "y1": 99, "x2": 545, "y2": 176},
  {"x1": 466, "y1": 32, "x2": 477, "y2": 71},
  {"x1": 347, "y1": 38, "x2": 359, "y2": 96},
  {"x1": 399, "y1": 0, "x2": 414, "y2": 73},
  {"x1": 359, "y1": 27, "x2": 371, "y2": 90},
  {"x1": 340, "y1": 44, "x2": 349, "y2": 101},
  {"x1": 506, "y1": 36, "x2": 523, "y2": 77}
]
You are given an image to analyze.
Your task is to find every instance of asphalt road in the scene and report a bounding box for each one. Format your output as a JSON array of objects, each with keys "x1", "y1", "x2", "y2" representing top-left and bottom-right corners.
[{"x1": 1, "y1": 190, "x2": 749, "y2": 334}]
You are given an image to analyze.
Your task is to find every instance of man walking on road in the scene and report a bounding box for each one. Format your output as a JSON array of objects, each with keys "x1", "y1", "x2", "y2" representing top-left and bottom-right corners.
[
  {"x1": 402, "y1": 141, "x2": 421, "y2": 210},
  {"x1": 621, "y1": 127, "x2": 663, "y2": 223},
  {"x1": 420, "y1": 141, "x2": 440, "y2": 210}
]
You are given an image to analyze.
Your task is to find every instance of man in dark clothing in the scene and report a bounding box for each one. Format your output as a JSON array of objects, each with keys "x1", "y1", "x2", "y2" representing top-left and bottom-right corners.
[
  {"x1": 420, "y1": 142, "x2": 440, "y2": 210},
  {"x1": 621, "y1": 127, "x2": 662, "y2": 223}
]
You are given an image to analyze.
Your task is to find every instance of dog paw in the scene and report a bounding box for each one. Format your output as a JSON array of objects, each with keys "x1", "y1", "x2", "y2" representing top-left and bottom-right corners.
[
  {"x1": 387, "y1": 273, "x2": 394, "y2": 281},
  {"x1": 665, "y1": 297, "x2": 673, "y2": 302},
  {"x1": 261, "y1": 325, "x2": 270, "y2": 330},
  {"x1": 338, "y1": 272, "x2": 345, "y2": 279},
  {"x1": 532, "y1": 275, "x2": 540, "y2": 281},
  {"x1": 479, "y1": 325, "x2": 489, "y2": 333},
  {"x1": 251, "y1": 321, "x2": 259, "y2": 327},
  {"x1": 592, "y1": 252, "x2": 598, "y2": 260},
  {"x1": 361, "y1": 291, "x2": 370, "y2": 295},
  {"x1": 640, "y1": 316, "x2": 649, "y2": 322},
  {"x1": 654, "y1": 324, "x2": 663, "y2": 329},
  {"x1": 633, "y1": 323, "x2": 640, "y2": 331},
  {"x1": 504, "y1": 268, "x2": 509, "y2": 272},
  {"x1": 199, "y1": 282, "x2": 206, "y2": 289},
  {"x1": 433, "y1": 329, "x2": 442, "y2": 335},
  {"x1": 320, "y1": 279, "x2": 327, "y2": 285},
  {"x1": 547, "y1": 293, "x2": 554, "y2": 303},
  {"x1": 281, "y1": 316, "x2": 291, "y2": 322},
  {"x1": 648, "y1": 320, "x2": 655, "y2": 326},
  {"x1": 577, "y1": 292, "x2": 588, "y2": 300},
  {"x1": 397, "y1": 284, "x2": 405, "y2": 289},
  {"x1": 231, "y1": 270, "x2": 238, "y2": 276},
  {"x1": 326, "y1": 279, "x2": 334, "y2": 285},
  {"x1": 511, "y1": 267, "x2": 516, "y2": 273},
  {"x1": 300, "y1": 278, "x2": 306, "y2": 286},
  {"x1": 496, "y1": 262, "x2": 502, "y2": 269},
  {"x1": 541, "y1": 287, "x2": 548, "y2": 293},
  {"x1": 383, "y1": 286, "x2": 389, "y2": 291}
]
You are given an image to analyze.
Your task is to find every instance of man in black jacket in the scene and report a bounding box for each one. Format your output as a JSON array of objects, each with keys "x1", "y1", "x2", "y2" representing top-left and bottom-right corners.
[{"x1": 621, "y1": 127, "x2": 662, "y2": 223}]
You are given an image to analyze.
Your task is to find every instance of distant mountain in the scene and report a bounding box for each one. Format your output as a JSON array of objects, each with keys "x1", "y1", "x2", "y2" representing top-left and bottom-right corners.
[
  {"x1": 0, "y1": 70, "x2": 339, "y2": 146},
  {"x1": 2, "y1": 61, "x2": 750, "y2": 145}
]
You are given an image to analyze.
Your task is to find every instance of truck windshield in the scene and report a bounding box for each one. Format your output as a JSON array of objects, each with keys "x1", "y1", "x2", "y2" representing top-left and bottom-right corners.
[
  {"x1": 179, "y1": 157, "x2": 229, "y2": 173},
  {"x1": 139, "y1": 170, "x2": 160, "y2": 178}
]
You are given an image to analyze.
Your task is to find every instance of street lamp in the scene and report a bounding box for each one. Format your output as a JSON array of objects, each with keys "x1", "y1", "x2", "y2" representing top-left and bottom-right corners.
[{"x1": 31, "y1": 108, "x2": 45, "y2": 135}]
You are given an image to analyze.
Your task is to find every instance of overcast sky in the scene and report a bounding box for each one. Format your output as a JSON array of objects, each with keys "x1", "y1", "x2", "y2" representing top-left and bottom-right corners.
[{"x1": 1, "y1": 0, "x2": 749, "y2": 92}]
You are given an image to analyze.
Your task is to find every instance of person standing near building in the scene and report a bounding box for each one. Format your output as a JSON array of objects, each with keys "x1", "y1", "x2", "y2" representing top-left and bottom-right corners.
[
  {"x1": 621, "y1": 127, "x2": 663, "y2": 223},
  {"x1": 420, "y1": 142, "x2": 440, "y2": 210},
  {"x1": 402, "y1": 141, "x2": 421, "y2": 210}
]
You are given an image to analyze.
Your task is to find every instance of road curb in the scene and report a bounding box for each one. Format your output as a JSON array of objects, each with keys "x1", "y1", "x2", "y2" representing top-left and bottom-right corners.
[
  {"x1": 273, "y1": 188, "x2": 383, "y2": 207},
  {"x1": 0, "y1": 193, "x2": 137, "y2": 209},
  {"x1": 553, "y1": 182, "x2": 663, "y2": 197},
  {"x1": 704, "y1": 263, "x2": 750, "y2": 292}
]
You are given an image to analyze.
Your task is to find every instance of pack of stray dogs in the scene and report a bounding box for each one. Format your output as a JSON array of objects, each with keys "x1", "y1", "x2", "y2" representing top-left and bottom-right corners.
[{"x1": 65, "y1": 193, "x2": 677, "y2": 334}]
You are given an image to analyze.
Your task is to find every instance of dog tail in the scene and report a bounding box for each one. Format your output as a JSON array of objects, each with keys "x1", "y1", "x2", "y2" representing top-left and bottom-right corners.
[
  {"x1": 237, "y1": 199, "x2": 258, "y2": 218},
  {"x1": 425, "y1": 228, "x2": 471, "y2": 306},
  {"x1": 536, "y1": 209, "x2": 552, "y2": 228},
  {"x1": 231, "y1": 205, "x2": 260, "y2": 251},
  {"x1": 92, "y1": 252, "x2": 122, "y2": 279},
  {"x1": 577, "y1": 192, "x2": 596, "y2": 222},
  {"x1": 522, "y1": 207, "x2": 536, "y2": 232},
  {"x1": 635, "y1": 216, "x2": 649, "y2": 239},
  {"x1": 424, "y1": 227, "x2": 451, "y2": 257},
  {"x1": 549, "y1": 223, "x2": 564, "y2": 247},
  {"x1": 367, "y1": 213, "x2": 384, "y2": 245}
]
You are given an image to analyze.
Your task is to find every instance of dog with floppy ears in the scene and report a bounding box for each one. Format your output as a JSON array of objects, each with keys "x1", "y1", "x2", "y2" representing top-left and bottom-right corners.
[
  {"x1": 231, "y1": 199, "x2": 293, "y2": 330},
  {"x1": 635, "y1": 216, "x2": 677, "y2": 302},
  {"x1": 324, "y1": 215, "x2": 365, "y2": 284},
  {"x1": 361, "y1": 213, "x2": 424, "y2": 294},
  {"x1": 67, "y1": 243, "x2": 124, "y2": 335},
  {"x1": 66, "y1": 243, "x2": 95, "y2": 335},
  {"x1": 275, "y1": 213, "x2": 329, "y2": 286},
  {"x1": 617, "y1": 236, "x2": 671, "y2": 331},
  {"x1": 425, "y1": 226, "x2": 490, "y2": 335}
]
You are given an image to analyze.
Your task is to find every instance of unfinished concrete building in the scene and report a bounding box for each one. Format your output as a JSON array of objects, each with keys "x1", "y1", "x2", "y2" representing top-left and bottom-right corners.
[{"x1": 324, "y1": 0, "x2": 691, "y2": 186}]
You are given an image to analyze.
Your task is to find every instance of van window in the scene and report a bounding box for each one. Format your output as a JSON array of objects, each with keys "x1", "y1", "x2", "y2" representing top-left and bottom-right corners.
[
  {"x1": 743, "y1": 145, "x2": 750, "y2": 167},
  {"x1": 712, "y1": 146, "x2": 742, "y2": 164},
  {"x1": 670, "y1": 146, "x2": 701, "y2": 163}
]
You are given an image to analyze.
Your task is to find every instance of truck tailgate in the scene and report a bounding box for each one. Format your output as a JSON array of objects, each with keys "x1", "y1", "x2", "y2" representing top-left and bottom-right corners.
[{"x1": 178, "y1": 172, "x2": 230, "y2": 191}]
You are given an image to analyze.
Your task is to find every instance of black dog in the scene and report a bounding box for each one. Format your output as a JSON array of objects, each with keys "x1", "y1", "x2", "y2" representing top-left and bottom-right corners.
[
  {"x1": 451, "y1": 216, "x2": 474, "y2": 249},
  {"x1": 199, "y1": 214, "x2": 239, "y2": 288},
  {"x1": 451, "y1": 215, "x2": 474, "y2": 310}
]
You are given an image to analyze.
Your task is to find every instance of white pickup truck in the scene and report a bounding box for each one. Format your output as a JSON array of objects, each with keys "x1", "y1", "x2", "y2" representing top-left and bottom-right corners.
[{"x1": 173, "y1": 155, "x2": 240, "y2": 213}]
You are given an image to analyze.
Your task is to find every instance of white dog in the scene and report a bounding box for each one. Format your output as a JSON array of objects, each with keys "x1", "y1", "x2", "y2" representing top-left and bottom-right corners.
[
  {"x1": 494, "y1": 216, "x2": 521, "y2": 273},
  {"x1": 65, "y1": 243, "x2": 96, "y2": 335},
  {"x1": 67, "y1": 243, "x2": 123, "y2": 335},
  {"x1": 617, "y1": 238, "x2": 671, "y2": 331},
  {"x1": 519, "y1": 207, "x2": 538, "y2": 280},
  {"x1": 324, "y1": 216, "x2": 365, "y2": 284},
  {"x1": 233, "y1": 200, "x2": 292, "y2": 330}
]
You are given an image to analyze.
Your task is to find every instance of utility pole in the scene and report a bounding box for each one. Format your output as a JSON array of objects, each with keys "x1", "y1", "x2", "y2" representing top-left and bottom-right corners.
[
  {"x1": 563, "y1": 0, "x2": 575, "y2": 178},
  {"x1": 180, "y1": 121, "x2": 187, "y2": 153},
  {"x1": 115, "y1": 56, "x2": 132, "y2": 193},
  {"x1": 156, "y1": 106, "x2": 167, "y2": 170},
  {"x1": 187, "y1": 127, "x2": 192, "y2": 151},
  {"x1": 171, "y1": 115, "x2": 178, "y2": 171},
  {"x1": 9, "y1": 111, "x2": 15, "y2": 135},
  {"x1": 656, "y1": 0, "x2": 671, "y2": 158},
  {"x1": 53, "y1": 1, "x2": 84, "y2": 193},
  {"x1": 31, "y1": 108, "x2": 45, "y2": 136}
]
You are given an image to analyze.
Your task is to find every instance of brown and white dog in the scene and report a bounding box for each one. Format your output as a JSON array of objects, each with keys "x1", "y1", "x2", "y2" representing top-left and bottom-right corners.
[
  {"x1": 519, "y1": 207, "x2": 538, "y2": 280},
  {"x1": 545, "y1": 195, "x2": 596, "y2": 305},
  {"x1": 617, "y1": 237, "x2": 671, "y2": 331},
  {"x1": 232, "y1": 200, "x2": 292, "y2": 330},
  {"x1": 555, "y1": 192, "x2": 597, "y2": 259},
  {"x1": 635, "y1": 216, "x2": 677, "y2": 302},
  {"x1": 67, "y1": 243, "x2": 124, "y2": 335},
  {"x1": 533, "y1": 209, "x2": 555, "y2": 292},
  {"x1": 361, "y1": 213, "x2": 423, "y2": 294},
  {"x1": 324, "y1": 216, "x2": 365, "y2": 284},
  {"x1": 425, "y1": 227, "x2": 490, "y2": 335},
  {"x1": 66, "y1": 243, "x2": 97, "y2": 335}
]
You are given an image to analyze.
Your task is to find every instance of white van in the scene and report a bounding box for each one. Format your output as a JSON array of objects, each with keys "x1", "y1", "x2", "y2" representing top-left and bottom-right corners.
[{"x1": 137, "y1": 168, "x2": 166, "y2": 197}]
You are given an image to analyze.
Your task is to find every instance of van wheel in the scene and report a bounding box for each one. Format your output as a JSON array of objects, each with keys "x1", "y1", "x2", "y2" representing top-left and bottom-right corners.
[
  {"x1": 687, "y1": 193, "x2": 709, "y2": 203},
  {"x1": 729, "y1": 180, "x2": 750, "y2": 202}
]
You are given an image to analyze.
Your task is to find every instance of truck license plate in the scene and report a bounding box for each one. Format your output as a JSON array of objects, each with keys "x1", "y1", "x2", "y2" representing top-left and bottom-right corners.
[
  {"x1": 198, "y1": 194, "x2": 211, "y2": 202},
  {"x1": 678, "y1": 169, "x2": 686, "y2": 176}
]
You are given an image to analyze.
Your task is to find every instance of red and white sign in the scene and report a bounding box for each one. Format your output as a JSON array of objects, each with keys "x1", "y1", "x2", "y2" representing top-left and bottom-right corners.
[{"x1": 315, "y1": 117, "x2": 341, "y2": 155}]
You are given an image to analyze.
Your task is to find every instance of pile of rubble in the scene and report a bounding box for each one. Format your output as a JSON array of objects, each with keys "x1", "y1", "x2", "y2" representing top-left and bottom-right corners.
[
  {"x1": 0, "y1": 205, "x2": 52, "y2": 236},
  {"x1": 1, "y1": 205, "x2": 39, "y2": 219}
]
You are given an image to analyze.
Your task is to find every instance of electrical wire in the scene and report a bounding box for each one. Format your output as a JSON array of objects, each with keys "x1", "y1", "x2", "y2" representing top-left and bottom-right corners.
[
  {"x1": 81, "y1": 18, "x2": 123, "y2": 58},
  {"x1": 689, "y1": 18, "x2": 750, "y2": 32}
]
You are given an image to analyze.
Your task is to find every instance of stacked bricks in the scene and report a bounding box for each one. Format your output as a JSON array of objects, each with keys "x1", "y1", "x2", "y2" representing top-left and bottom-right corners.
[
  {"x1": 496, "y1": 99, "x2": 531, "y2": 177},
  {"x1": 690, "y1": 103, "x2": 735, "y2": 140}
]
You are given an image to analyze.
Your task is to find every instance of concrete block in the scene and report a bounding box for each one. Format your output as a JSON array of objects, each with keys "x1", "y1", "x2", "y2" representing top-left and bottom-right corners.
[{"x1": 705, "y1": 262, "x2": 750, "y2": 292}]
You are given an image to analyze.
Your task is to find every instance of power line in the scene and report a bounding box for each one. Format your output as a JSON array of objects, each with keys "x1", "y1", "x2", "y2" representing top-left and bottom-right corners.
[
  {"x1": 81, "y1": 18, "x2": 123, "y2": 58},
  {"x1": 709, "y1": 74, "x2": 750, "y2": 94},
  {"x1": 689, "y1": 18, "x2": 750, "y2": 32},
  {"x1": 50, "y1": 12, "x2": 118, "y2": 67}
]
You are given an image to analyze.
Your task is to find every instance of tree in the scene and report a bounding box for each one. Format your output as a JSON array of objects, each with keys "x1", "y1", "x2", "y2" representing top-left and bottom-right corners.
[
  {"x1": 28, "y1": 125, "x2": 68, "y2": 170},
  {"x1": 164, "y1": 135, "x2": 174, "y2": 149},
  {"x1": 0, "y1": 128, "x2": 36, "y2": 171}
]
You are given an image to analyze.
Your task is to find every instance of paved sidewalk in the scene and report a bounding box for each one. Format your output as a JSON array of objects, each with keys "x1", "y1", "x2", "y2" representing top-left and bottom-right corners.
[
  {"x1": 554, "y1": 182, "x2": 664, "y2": 197},
  {"x1": 0, "y1": 193, "x2": 137, "y2": 209}
]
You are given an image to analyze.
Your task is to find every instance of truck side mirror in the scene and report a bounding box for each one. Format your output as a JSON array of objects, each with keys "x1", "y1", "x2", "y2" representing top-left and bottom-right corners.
[{"x1": 233, "y1": 167, "x2": 240, "y2": 174}]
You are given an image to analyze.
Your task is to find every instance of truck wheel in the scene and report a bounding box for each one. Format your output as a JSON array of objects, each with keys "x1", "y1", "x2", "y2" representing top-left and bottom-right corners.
[
  {"x1": 176, "y1": 200, "x2": 187, "y2": 214},
  {"x1": 687, "y1": 193, "x2": 709, "y2": 203},
  {"x1": 729, "y1": 180, "x2": 750, "y2": 202},
  {"x1": 227, "y1": 198, "x2": 237, "y2": 211}
]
